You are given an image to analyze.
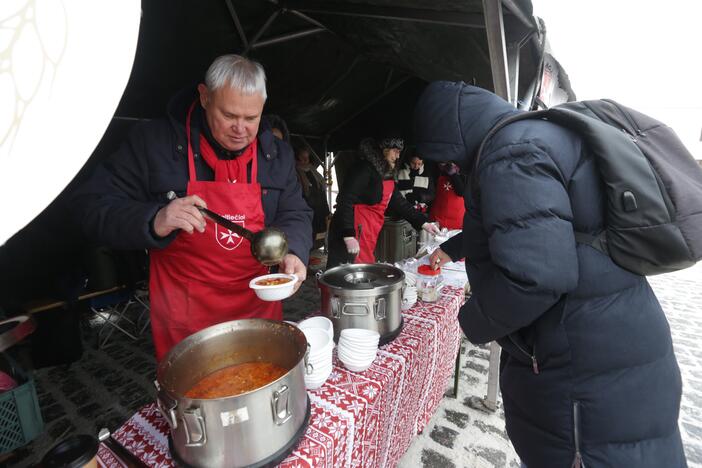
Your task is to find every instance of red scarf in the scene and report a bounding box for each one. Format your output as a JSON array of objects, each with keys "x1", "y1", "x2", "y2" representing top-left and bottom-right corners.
[{"x1": 199, "y1": 135, "x2": 258, "y2": 183}]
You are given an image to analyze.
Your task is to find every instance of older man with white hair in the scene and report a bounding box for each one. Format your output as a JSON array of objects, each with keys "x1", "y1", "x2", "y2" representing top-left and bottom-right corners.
[{"x1": 74, "y1": 55, "x2": 312, "y2": 360}]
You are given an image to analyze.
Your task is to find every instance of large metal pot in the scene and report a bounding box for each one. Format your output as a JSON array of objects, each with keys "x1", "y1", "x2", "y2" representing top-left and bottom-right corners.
[
  {"x1": 155, "y1": 319, "x2": 310, "y2": 468},
  {"x1": 318, "y1": 263, "x2": 404, "y2": 344}
]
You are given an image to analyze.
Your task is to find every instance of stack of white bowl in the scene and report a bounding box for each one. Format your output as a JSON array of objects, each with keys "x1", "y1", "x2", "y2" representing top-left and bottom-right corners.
[
  {"x1": 298, "y1": 316, "x2": 334, "y2": 340},
  {"x1": 337, "y1": 329, "x2": 380, "y2": 373},
  {"x1": 402, "y1": 272, "x2": 418, "y2": 310},
  {"x1": 299, "y1": 317, "x2": 334, "y2": 389},
  {"x1": 404, "y1": 271, "x2": 417, "y2": 287},
  {"x1": 402, "y1": 286, "x2": 418, "y2": 310}
]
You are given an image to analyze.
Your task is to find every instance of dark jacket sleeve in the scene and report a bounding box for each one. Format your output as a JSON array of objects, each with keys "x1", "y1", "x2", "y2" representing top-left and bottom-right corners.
[
  {"x1": 336, "y1": 164, "x2": 373, "y2": 238},
  {"x1": 72, "y1": 122, "x2": 175, "y2": 250},
  {"x1": 460, "y1": 141, "x2": 579, "y2": 344},
  {"x1": 387, "y1": 187, "x2": 429, "y2": 231},
  {"x1": 267, "y1": 141, "x2": 313, "y2": 264},
  {"x1": 419, "y1": 166, "x2": 437, "y2": 205},
  {"x1": 441, "y1": 232, "x2": 464, "y2": 260},
  {"x1": 448, "y1": 173, "x2": 466, "y2": 196}
]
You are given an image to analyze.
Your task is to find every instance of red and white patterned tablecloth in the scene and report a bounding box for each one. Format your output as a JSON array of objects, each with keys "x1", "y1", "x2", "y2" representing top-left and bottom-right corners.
[{"x1": 97, "y1": 286, "x2": 464, "y2": 468}]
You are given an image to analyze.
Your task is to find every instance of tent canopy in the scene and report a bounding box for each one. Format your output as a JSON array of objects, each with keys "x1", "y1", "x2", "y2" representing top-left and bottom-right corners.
[{"x1": 114, "y1": 0, "x2": 547, "y2": 150}]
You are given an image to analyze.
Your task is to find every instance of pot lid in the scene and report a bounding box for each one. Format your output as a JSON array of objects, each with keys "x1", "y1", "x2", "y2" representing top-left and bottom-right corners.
[{"x1": 320, "y1": 263, "x2": 404, "y2": 290}]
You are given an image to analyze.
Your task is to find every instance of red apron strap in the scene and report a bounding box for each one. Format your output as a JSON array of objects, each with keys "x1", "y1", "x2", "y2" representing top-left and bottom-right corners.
[
  {"x1": 185, "y1": 100, "x2": 198, "y2": 181},
  {"x1": 250, "y1": 141, "x2": 258, "y2": 182}
]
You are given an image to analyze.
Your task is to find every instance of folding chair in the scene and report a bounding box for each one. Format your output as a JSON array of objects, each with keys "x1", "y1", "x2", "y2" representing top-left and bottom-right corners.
[
  {"x1": 89, "y1": 288, "x2": 139, "y2": 348},
  {"x1": 132, "y1": 285, "x2": 151, "y2": 336}
]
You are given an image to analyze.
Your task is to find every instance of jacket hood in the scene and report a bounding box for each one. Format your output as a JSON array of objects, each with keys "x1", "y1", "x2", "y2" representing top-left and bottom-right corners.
[
  {"x1": 359, "y1": 137, "x2": 395, "y2": 179},
  {"x1": 166, "y1": 86, "x2": 198, "y2": 130},
  {"x1": 413, "y1": 81, "x2": 518, "y2": 170}
]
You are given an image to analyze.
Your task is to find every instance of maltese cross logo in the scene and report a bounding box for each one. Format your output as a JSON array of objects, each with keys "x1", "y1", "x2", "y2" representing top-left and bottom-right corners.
[
  {"x1": 443, "y1": 181, "x2": 453, "y2": 191},
  {"x1": 215, "y1": 214, "x2": 245, "y2": 250}
]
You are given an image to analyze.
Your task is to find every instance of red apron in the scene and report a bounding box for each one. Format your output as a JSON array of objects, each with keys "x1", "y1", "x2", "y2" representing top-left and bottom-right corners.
[
  {"x1": 148, "y1": 103, "x2": 281, "y2": 361},
  {"x1": 430, "y1": 175, "x2": 466, "y2": 230},
  {"x1": 353, "y1": 179, "x2": 394, "y2": 264}
]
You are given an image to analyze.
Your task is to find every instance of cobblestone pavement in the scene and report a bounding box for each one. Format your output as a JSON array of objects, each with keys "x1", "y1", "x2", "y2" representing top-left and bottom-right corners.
[
  {"x1": 7, "y1": 259, "x2": 701, "y2": 467},
  {"x1": 399, "y1": 263, "x2": 702, "y2": 468}
]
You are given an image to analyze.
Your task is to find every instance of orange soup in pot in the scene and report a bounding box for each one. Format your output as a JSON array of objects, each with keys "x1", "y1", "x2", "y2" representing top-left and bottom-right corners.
[{"x1": 186, "y1": 362, "x2": 287, "y2": 399}]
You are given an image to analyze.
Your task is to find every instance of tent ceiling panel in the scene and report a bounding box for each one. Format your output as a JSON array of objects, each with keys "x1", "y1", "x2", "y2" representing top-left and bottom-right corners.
[{"x1": 114, "y1": 0, "x2": 547, "y2": 146}]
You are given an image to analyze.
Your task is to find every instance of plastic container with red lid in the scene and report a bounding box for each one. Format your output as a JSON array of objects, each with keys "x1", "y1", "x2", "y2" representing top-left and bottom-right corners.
[
  {"x1": 417, "y1": 264, "x2": 441, "y2": 276},
  {"x1": 416, "y1": 265, "x2": 443, "y2": 302}
]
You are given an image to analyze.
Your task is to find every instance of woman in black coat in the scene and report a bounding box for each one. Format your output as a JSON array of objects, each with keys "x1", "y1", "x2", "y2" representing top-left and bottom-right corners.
[
  {"x1": 417, "y1": 82, "x2": 686, "y2": 467},
  {"x1": 327, "y1": 137, "x2": 438, "y2": 269}
]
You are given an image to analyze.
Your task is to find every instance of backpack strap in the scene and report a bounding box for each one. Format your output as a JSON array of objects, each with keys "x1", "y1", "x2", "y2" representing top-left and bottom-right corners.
[
  {"x1": 470, "y1": 110, "x2": 550, "y2": 199},
  {"x1": 573, "y1": 231, "x2": 609, "y2": 255},
  {"x1": 472, "y1": 109, "x2": 611, "y2": 255}
]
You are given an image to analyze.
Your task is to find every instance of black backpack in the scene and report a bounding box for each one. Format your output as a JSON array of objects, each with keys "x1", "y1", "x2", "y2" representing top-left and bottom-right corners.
[{"x1": 475, "y1": 99, "x2": 702, "y2": 276}]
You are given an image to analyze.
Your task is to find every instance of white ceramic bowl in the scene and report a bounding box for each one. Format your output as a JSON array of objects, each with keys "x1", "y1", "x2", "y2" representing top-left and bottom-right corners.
[
  {"x1": 307, "y1": 363, "x2": 333, "y2": 377},
  {"x1": 298, "y1": 316, "x2": 334, "y2": 340},
  {"x1": 342, "y1": 360, "x2": 373, "y2": 373},
  {"x1": 308, "y1": 356, "x2": 333, "y2": 371},
  {"x1": 338, "y1": 351, "x2": 376, "y2": 366},
  {"x1": 404, "y1": 272, "x2": 417, "y2": 287},
  {"x1": 304, "y1": 376, "x2": 328, "y2": 389},
  {"x1": 305, "y1": 363, "x2": 332, "y2": 386},
  {"x1": 249, "y1": 273, "x2": 298, "y2": 301},
  {"x1": 339, "y1": 329, "x2": 380, "y2": 342},
  {"x1": 339, "y1": 343, "x2": 378, "y2": 356},
  {"x1": 338, "y1": 341, "x2": 377, "y2": 355},
  {"x1": 339, "y1": 334, "x2": 380, "y2": 347},
  {"x1": 303, "y1": 328, "x2": 332, "y2": 355}
]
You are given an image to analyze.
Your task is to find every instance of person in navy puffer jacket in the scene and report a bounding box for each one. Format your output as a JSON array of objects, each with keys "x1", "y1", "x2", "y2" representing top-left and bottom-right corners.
[{"x1": 417, "y1": 81, "x2": 686, "y2": 468}]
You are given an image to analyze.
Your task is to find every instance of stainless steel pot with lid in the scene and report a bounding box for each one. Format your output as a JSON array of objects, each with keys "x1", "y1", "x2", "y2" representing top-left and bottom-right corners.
[
  {"x1": 156, "y1": 319, "x2": 311, "y2": 468},
  {"x1": 318, "y1": 263, "x2": 404, "y2": 344}
]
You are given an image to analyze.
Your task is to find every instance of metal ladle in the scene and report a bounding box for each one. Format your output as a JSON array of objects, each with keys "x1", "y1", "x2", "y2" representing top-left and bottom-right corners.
[
  {"x1": 198, "y1": 206, "x2": 289, "y2": 266},
  {"x1": 166, "y1": 191, "x2": 288, "y2": 266}
]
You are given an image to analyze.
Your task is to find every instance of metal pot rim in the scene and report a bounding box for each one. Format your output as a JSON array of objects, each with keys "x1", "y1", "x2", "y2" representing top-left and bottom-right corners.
[
  {"x1": 157, "y1": 319, "x2": 308, "y2": 400},
  {"x1": 318, "y1": 263, "x2": 404, "y2": 292}
]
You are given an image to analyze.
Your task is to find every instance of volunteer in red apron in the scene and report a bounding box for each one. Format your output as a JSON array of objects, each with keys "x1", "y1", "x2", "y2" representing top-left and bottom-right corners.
[
  {"x1": 73, "y1": 54, "x2": 311, "y2": 362},
  {"x1": 146, "y1": 60, "x2": 309, "y2": 361},
  {"x1": 430, "y1": 162, "x2": 467, "y2": 230},
  {"x1": 326, "y1": 137, "x2": 439, "y2": 270}
]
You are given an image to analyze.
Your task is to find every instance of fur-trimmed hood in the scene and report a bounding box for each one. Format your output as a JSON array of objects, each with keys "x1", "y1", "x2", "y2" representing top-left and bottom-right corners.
[{"x1": 358, "y1": 138, "x2": 395, "y2": 179}]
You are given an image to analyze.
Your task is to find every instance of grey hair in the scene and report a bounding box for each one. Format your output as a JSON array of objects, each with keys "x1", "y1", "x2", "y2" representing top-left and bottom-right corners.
[{"x1": 204, "y1": 54, "x2": 267, "y2": 100}]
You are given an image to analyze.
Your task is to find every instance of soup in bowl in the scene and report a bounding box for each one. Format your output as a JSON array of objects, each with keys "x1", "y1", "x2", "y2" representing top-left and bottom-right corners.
[{"x1": 249, "y1": 273, "x2": 298, "y2": 301}]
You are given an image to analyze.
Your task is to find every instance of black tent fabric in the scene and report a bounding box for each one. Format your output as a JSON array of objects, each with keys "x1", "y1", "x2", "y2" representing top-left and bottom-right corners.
[{"x1": 114, "y1": 0, "x2": 549, "y2": 150}]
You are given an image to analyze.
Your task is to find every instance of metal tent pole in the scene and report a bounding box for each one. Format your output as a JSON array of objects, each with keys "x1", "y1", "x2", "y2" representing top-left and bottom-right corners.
[
  {"x1": 251, "y1": 28, "x2": 325, "y2": 49},
  {"x1": 482, "y1": 0, "x2": 511, "y2": 102},
  {"x1": 224, "y1": 0, "x2": 248, "y2": 49},
  {"x1": 476, "y1": 0, "x2": 514, "y2": 413}
]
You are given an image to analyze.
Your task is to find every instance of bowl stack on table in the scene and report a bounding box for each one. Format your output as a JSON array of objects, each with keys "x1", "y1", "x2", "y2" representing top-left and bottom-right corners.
[
  {"x1": 298, "y1": 317, "x2": 334, "y2": 389},
  {"x1": 402, "y1": 271, "x2": 418, "y2": 310},
  {"x1": 337, "y1": 329, "x2": 380, "y2": 373}
]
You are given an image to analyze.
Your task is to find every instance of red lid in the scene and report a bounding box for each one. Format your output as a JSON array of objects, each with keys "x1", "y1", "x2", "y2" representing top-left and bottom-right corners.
[{"x1": 417, "y1": 264, "x2": 441, "y2": 276}]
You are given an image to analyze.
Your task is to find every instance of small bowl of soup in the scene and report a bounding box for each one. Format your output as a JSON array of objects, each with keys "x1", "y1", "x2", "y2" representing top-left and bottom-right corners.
[{"x1": 249, "y1": 273, "x2": 298, "y2": 301}]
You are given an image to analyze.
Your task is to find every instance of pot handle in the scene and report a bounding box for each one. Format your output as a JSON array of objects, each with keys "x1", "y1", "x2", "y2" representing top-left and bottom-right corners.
[
  {"x1": 338, "y1": 298, "x2": 387, "y2": 319},
  {"x1": 340, "y1": 302, "x2": 371, "y2": 316},
  {"x1": 271, "y1": 385, "x2": 292, "y2": 425},
  {"x1": 304, "y1": 344, "x2": 314, "y2": 375},
  {"x1": 330, "y1": 296, "x2": 340, "y2": 318},
  {"x1": 183, "y1": 407, "x2": 207, "y2": 447},
  {"x1": 375, "y1": 297, "x2": 386, "y2": 320},
  {"x1": 155, "y1": 382, "x2": 178, "y2": 430}
]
